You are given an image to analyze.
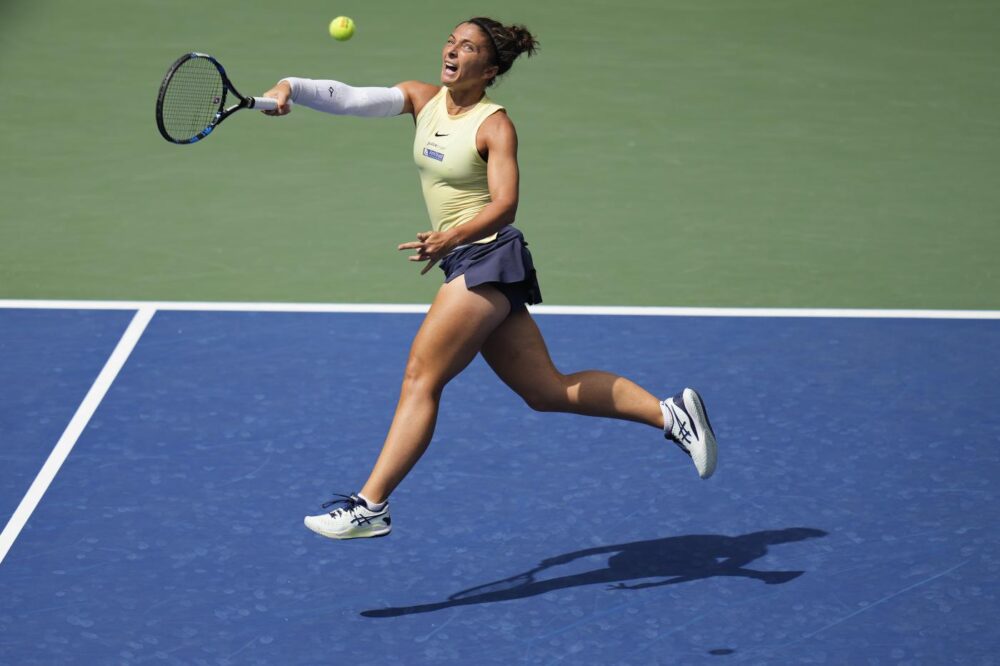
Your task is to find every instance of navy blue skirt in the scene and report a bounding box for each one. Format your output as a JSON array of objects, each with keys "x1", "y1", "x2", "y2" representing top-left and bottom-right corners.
[{"x1": 439, "y1": 225, "x2": 542, "y2": 309}]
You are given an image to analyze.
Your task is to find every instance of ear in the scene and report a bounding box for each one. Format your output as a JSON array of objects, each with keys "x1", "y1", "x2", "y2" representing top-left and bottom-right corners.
[{"x1": 482, "y1": 64, "x2": 499, "y2": 83}]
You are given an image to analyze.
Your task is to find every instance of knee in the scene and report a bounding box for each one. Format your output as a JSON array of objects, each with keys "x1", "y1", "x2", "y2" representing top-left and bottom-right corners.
[
  {"x1": 523, "y1": 393, "x2": 559, "y2": 412},
  {"x1": 400, "y1": 356, "x2": 444, "y2": 398},
  {"x1": 520, "y1": 377, "x2": 568, "y2": 413}
]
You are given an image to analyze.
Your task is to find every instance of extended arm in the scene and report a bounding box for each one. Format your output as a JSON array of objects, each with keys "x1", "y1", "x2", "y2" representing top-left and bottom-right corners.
[{"x1": 259, "y1": 78, "x2": 405, "y2": 117}]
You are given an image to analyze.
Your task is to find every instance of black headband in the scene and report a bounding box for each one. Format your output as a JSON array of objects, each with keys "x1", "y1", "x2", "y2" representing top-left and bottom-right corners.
[{"x1": 467, "y1": 18, "x2": 499, "y2": 62}]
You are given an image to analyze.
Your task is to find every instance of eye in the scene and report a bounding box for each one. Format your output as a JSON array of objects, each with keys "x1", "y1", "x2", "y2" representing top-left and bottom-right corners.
[{"x1": 463, "y1": 43, "x2": 474, "y2": 52}]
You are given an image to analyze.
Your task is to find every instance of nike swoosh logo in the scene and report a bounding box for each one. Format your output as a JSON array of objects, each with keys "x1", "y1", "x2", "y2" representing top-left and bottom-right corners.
[{"x1": 434, "y1": 132, "x2": 449, "y2": 137}]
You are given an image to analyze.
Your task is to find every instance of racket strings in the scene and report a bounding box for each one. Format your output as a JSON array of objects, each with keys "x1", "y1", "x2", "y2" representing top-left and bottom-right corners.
[{"x1": 160, "y1": 57, "x2": 225, "y2": 141}]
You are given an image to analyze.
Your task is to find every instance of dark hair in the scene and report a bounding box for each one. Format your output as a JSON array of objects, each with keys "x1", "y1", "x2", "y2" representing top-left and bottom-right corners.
[{"x1": 465, "y1": 17, "x2": 539, "y2": 86}]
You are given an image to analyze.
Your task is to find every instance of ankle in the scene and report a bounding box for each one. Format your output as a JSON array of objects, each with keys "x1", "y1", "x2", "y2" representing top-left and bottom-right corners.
[
  {"x1": 659, "y1": 400, "x2": 673, "y2": 432},
  {"x1": 358, "y1": 492, "x2": 387, "y2": 510}
]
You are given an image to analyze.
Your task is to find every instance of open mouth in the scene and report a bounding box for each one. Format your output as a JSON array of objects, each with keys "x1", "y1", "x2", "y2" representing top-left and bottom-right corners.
[{"x1": 443, "y1": 62, "x2": 458, "y2": 74}]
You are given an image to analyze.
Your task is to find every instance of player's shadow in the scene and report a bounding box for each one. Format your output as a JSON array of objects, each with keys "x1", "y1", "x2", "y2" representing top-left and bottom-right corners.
[{"x1": 362, "y1": 527, "x2": 826, "y2": 618}]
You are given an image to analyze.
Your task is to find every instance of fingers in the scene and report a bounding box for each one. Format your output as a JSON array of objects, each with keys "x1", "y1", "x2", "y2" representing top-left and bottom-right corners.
[
  {"x1": 398, "y1": 231, "x2": 448, "y2": 274},
  {"x1": 260, "y1": 81, "x2": 292, "y2": 116},
  {"x1": 398, "y1": 242, "x2": 431, "y2": 264},
  {"x1": 262, "y1": 99, "x2": 291, "y2": 117},
  {"x1": 397, "y1": 232, "x2": 436, "y2": 256}
]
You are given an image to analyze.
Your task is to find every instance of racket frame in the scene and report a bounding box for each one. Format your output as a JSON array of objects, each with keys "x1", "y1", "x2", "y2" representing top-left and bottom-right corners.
[{"x1": 155, "y1": 52, "x2": 276, "y2": 145}]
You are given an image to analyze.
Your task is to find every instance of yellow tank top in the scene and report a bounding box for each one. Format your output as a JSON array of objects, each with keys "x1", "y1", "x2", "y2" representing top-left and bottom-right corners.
[{"x1": 413, "y1": 87, "x2": 505, "y2": 242}]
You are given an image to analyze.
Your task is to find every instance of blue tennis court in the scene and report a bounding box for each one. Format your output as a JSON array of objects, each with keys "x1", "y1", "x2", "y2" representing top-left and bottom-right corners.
[{"x1": 1, "y1": 305, "x2": 998, "y2": 664}]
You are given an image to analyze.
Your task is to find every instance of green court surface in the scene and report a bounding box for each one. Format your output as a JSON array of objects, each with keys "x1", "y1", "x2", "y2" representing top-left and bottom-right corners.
[{"x1": 1, "y1": 0, "x2": 997, "y2": 308}]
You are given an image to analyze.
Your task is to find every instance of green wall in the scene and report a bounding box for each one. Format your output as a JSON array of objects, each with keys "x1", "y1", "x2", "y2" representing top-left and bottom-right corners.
[{"x1": 2, "y1": 0, "x2": 997, "y2": 308}]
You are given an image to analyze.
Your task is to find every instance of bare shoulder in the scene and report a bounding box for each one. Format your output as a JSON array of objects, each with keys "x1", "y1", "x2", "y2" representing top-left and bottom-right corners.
[
  {"x1": 481, "y1": 109, "x2": 517, "y2": 146},
  {"x1": 393, "y1": 81, "x2": 440, "y2": 117}
]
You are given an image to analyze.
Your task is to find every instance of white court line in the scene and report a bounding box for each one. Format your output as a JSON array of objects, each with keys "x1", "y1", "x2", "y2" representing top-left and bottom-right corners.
[
  {"x1": 0, "y1": 307, "x2": 155, "y2": 566},
  {"x1": 0, "y1": 299, "x2": 999, "y2": 319}
]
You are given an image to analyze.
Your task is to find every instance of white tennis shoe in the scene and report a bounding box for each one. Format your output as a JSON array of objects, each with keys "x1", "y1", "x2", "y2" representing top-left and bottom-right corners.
[
  {"x1": 304, "y1": 494, "x2": 391, "y2": 540},
  {"x1": 661, "y1": 388, "x2": 718, "y2": 479}
]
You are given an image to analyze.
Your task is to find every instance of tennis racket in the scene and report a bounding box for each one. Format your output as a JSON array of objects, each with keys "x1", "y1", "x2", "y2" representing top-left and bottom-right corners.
[
  {"x1": 447, "y1": 567, "x2": 540, "y2": 601},
  {"x1": 155, "y1": 52, "x2": 283, "y2": 145}
]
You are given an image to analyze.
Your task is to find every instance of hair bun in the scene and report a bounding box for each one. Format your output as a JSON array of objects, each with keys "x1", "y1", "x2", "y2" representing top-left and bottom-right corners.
[
  {"x1": 508, "y1": 24, "x2": 539, "y2": 58},
  {"x1": 466, "y1": 17, "x2": 539, "y2": 85}
]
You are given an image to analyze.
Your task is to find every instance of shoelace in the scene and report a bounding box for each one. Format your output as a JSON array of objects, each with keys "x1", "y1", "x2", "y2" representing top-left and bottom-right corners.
[{"x1": 322, "y1": 493, "x2": 363, "y2": 517}]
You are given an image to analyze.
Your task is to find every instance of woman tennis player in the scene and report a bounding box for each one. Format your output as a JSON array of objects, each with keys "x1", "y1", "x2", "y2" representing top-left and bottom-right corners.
[{"x1": 261, "y1": 17, "x2": 718, "y2": 540}]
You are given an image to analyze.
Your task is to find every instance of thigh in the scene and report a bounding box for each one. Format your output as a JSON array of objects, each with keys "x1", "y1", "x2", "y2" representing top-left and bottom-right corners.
[
  {"x1": 479, "y1": 308, "x2": 561, "y2": 395},
  {"x1": 407, "y1": 276, "x2": 512, "y2": 388}
]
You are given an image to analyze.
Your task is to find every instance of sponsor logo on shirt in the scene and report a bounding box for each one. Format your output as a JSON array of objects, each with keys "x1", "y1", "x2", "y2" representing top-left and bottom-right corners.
[{"x1": 423, "y1": 147, "x2": 445, "y2": 162}]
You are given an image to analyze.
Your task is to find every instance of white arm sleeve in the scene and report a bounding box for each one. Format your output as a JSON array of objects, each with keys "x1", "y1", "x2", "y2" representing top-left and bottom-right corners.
[{"x1": 280, "y1": 77, "x2": 404, "y2": 117}]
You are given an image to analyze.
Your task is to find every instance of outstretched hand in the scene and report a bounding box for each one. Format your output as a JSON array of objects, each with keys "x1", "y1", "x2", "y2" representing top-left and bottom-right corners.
[
  {"x1": 398, "y1": 230, "x2": 456, "y2": 275},
  {"x1": 260, "y1": 80, "x2": 292, "y2": 116}
]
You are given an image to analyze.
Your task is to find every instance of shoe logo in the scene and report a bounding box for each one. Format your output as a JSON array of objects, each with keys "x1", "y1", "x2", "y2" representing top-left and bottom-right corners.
[
  {"x1": 350, "y1": 508, "x2": 387, "y2": 527},
  {"x1": 668, "y1": 402, "x2": 694, "y2": 445},
  {"x1": 676, "y1": 419, "x2": 693, "y2": 445},
  {"x1": 434, "y1": 131, "x2": 450, "y2": 137}
]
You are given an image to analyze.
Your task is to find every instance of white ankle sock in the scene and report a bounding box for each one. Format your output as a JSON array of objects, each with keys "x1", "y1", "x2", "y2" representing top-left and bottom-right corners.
[
  {"x1": 358, "y1": 493, "x2": 386, "y2": 511},
  {"x1": 660, "y1": 401, "x2": 674, "y2": 432}
]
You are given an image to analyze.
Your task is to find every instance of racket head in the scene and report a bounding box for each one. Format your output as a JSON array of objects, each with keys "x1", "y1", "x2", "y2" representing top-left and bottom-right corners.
[{"x1": 155, "y1": 52, "x2": 231, "y2": 144}]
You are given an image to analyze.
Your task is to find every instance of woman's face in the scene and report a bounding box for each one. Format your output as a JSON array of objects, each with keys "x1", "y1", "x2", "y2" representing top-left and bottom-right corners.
[{"x1": 441, "y1": 23, "x2": 498, "y2": 89}]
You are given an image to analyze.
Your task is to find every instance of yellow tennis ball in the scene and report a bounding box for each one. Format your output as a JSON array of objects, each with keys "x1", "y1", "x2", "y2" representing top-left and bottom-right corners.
[{"x1": 329, "y1": 16, "x2": 355, "y2": 41}]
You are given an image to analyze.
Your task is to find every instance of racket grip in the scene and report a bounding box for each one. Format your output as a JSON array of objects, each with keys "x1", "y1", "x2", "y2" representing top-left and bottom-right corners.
[{"x1": 250, "y1": 97, "x2": 292, "y2": 111}]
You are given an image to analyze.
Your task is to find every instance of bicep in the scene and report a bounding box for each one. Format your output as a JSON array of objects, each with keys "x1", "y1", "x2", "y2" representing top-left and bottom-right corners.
[{"x1": 484, "y1": 114, "x2": 520, "y2": 207}]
